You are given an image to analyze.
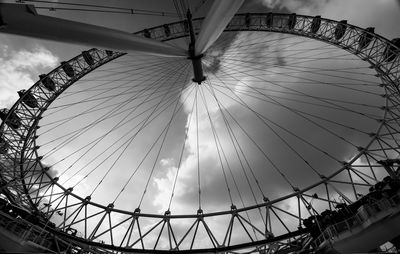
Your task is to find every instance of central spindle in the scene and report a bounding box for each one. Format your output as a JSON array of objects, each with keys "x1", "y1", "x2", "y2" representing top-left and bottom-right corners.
[{"x1": 187, "y1": 10, "x2": 206, "y2": 84}]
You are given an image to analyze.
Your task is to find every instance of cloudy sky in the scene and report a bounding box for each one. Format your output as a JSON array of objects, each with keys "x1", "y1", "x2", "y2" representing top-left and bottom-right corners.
[
  {"x1": 1, "y1": 0, "x2": 399, "y2": 107},
  {"x1": 1, "y1": 0, "x2": 400, "y2": 249}
]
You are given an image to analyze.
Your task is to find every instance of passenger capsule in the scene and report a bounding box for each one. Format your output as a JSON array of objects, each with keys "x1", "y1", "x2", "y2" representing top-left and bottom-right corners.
[
  {"x1": 0, "y1": 14, "x2": 5, "y2": 28},
  {"x1": 18, "y1": 90, "x2": 38, "y2": 108},
  {"x1": 310, "y1": 15, "x2": 321, "y2": 34},
  {"x1": 61, "y1": 61, "x2": 75, "y2": 77},
  {"x1": 334, "y1": 20, "x2": 347, "y2": 40},
  {"x1": 82, "y1": 51, "x2": 95, "y2": 66},
  {"x1": 39, "y1": 74, "x2": 56, "y2": 91},
  {"x1": 183, "y1": 20, "x2": 189, "y2": 33},
  {"x1": 0, "y1": 109, "x2": 21, "y2": 129},
  {"x1": 143, "y1": 29, "x2": 151, "y2": 38},
  {"x1": 105, "y1": 50, "x2": 113, "y2": 57},
  {"x1": 266, "y1": 12, "x2": 273, "y2": 28},
  {"x1": 383, "y1": 38, "x2": 400, "y2": 62},
  {"x1": 0, "y1": 137, "x2": 9, "y2": 154},
  {"x1": 245, "y1": 13, "x2": 251, "y2": 27},
  {"x1": 288, "y1": 13, "x2": 296, "y2": 30},
  {"x1": 163, "y1": 24, "x2": 171, "y2": 37},
  {"x1": 358, "y1": 27, "x2": 375, "y2": 50}
]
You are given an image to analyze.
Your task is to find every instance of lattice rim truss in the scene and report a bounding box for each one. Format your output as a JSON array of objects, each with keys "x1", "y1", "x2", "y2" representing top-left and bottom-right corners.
[{"x1": 0, "y1": 13, "x2": 399, "y2": 253}]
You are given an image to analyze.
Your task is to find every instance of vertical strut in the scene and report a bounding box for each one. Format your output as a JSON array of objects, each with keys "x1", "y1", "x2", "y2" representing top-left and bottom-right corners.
[{"x1": 187, "y1": 10, "x2": 206, "y2": 84}]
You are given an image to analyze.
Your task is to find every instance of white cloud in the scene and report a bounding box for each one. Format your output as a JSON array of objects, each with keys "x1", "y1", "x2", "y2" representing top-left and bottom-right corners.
[
  {"x1": 159, "y1": 157, "x2": 174, "y2": 167},
  {"x1": 0, "y1": 45, "x2": 58, "y2": 108},
  {"x1": 152, "y1": 92, "x2": 234, "y2": 213},
  {"x1": 153, "y1": 162, "x2": 178, "y2": 212}
]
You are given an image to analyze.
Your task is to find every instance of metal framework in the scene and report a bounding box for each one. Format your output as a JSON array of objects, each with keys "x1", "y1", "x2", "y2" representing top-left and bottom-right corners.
[
  {"x1": 0, "y1": 3, "x2": 186, "y2": 57},
  {"x1": 0, "y1": 13, "x2": 400, "y2": 253}
]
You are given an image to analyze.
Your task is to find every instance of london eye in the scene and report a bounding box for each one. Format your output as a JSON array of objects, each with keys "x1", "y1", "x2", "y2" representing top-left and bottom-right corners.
[{"x1": 0, "y1": 1, "x2": 400, "y2": 253}]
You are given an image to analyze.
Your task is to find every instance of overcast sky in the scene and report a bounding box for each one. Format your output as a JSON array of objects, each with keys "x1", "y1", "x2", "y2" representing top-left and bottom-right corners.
[{"x1": 0, "y1": 0, "x2": 400, "y2": 249}]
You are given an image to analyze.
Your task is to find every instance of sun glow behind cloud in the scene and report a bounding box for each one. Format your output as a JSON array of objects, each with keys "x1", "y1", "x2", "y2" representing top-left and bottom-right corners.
[{"x1": 150, "y1": 30, "x2": 383, "y2": 218}]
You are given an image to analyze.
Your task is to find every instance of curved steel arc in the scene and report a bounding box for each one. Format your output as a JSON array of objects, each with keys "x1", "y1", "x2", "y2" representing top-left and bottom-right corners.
[
  {"x1": 1, "y1": 49, "x2": 125, "y2": 211},
  {"x1": 47, "y1": 225, "x2": 308, "y2": 253}
]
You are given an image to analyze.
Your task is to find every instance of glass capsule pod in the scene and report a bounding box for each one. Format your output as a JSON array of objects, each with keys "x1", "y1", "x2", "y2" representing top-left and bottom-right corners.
[
  {"x1": 0, "y1": 109, "x2": 21, "y2": 129},
  {"x1": 265, "y1": 12, "x2": 273, "y2": 28},
  {"x1": 82, "y1": 50, "x2": 95, "y2": 66},
  {"x1": 288, "y1": 13, "x2": 297, "y2": 30},
  {"x1": 163, "y1": 24, "x2": 171, "y2": 37},
  {"x1": 39, "y1": 74, "x2": 56, "y2": 91},
  {"x1": 383, "y1": 38, "x2": 400, "y2": 62},
  {"x1": 18, "y1": 89, "x2": 38, "y2": 108},
  {"x1": 143, "y1": 29, "x2": 151, "y2": 38},
  {"x1": 245, "y1": 13, "x2": 251, "y2": 27},
  {"x1": 334, "y1": 20, "x2": 347, "y2": 40},
  {"x1": 358, "y1": 27, "x2": 375, "y2": 50},
  {"x1": 310, "y1": 15, "x2": 321, "y2": 34},
  {"x1": 0, "y1": 137, "x2": 9, "y2": 154},
  {"x1": 61, "y1": 61, "x2": 75, "y2": 77},
  {"x1": 106, "y1": 50, "x2": 114, "y2": 57}
]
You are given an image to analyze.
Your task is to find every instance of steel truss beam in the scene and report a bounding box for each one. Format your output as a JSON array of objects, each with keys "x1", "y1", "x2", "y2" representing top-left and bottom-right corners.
[{"x1": 0, "y1": 13, "x2": 399, "y2": 253}]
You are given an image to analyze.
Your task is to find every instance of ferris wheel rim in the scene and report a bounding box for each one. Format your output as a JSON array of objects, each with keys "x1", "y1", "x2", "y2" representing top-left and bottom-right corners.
[{"x1": 0, "y1": 12, "x2": 399, "y2": 252}]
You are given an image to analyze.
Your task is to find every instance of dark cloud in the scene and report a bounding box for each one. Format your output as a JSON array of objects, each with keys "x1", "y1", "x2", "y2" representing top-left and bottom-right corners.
[
  {"x1": 242, "y1": 0, "x2": 331, "y2": 13},
  {"x1": 203, "y1": 32, "x2": 240, "y2": 74},
  {"x1": 189, "y1": 31, "x2": 383, "y2": 215}
]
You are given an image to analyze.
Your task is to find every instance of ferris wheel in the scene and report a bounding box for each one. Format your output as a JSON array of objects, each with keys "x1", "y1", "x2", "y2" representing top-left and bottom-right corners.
[{"x1": 0, "y1": 1, "x2": 400, "y2": 253}]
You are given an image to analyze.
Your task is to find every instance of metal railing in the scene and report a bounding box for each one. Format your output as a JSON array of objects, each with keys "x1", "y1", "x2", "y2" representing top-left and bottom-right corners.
[
  {"x1": 0, "y1": 210, "x2": 74, "y2": 253},
  {"x1": 314, "y1": 191, "x2": 400, "y2": 247}
]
